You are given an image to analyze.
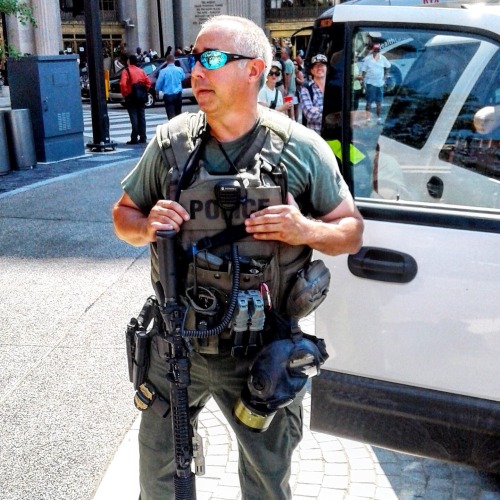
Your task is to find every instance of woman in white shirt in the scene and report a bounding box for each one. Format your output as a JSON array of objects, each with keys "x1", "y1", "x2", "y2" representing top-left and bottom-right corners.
[{"x1": 258, "y1": 61, "x2": 293, "y2": 114}]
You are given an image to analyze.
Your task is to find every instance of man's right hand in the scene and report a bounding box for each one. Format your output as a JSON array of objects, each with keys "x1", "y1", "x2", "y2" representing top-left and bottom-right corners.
[
  {"x1": 147, "y1": 199, "x2": 190, "y2": 237},
  {"x1": 112, "y1": 194, "x2": 190, "y2": 246}
]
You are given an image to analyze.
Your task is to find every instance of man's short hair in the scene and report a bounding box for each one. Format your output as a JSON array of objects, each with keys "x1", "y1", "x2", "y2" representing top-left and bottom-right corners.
[
  {"x1": 129, "y1": 54, "x2": 139, "y2": 65},
  {"x1": 200, "y1": 15, "x2": 272, "y2": 89}
]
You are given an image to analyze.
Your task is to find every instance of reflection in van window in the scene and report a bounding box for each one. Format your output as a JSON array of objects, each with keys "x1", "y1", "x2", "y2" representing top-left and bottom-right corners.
[
  {"x1": 439, "y1": 52, "x2": 500, "y2": 180},
  {"x1": 383, "y1": 37, "x2": 479, "y2": 150},
  {"x1": 346, "y1": 28, "x2": 500, "y2": 209}
]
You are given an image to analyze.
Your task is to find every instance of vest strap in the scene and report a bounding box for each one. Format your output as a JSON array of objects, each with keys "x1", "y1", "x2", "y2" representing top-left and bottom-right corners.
[{"x1": 196, "y1": 223, "x2": 248, "y2": 251}]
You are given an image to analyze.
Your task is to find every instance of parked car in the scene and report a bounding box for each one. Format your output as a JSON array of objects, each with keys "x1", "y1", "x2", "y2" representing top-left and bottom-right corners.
[
  {"x1": 154, "y1": 56, "x2": 195, "y2": 105},
  {"x1": 108, "y1": 56, "x2": 195, "y2": 108}
]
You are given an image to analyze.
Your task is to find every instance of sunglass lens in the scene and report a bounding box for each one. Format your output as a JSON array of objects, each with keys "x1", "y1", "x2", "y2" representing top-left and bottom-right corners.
[{"x1": 201, "y1": 50, "x2": 227, "y2": 70}]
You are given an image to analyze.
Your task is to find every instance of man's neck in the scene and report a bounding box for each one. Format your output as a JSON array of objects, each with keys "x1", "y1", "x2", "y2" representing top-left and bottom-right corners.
[{"x1": 207, "y1": 109, "x2": 260, "y2": 143}]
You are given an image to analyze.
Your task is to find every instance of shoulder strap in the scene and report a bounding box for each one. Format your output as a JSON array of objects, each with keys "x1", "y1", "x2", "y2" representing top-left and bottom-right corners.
[
  {"x1": 155, "y1": 111, "x2": 208, "y2": 200},
  {"x1": 125, "y1": 67, "x2": 133, "y2": 83},
  {"x1": 305, "y1": 81, "x2": 314, "y2": 100},
  {"x1": 259, "y1": 108, "x2": 295, "y2": 204},
  {"x1": 155, "y1": 108, "x2": 294, "y2": 204},
  {"x1": 270, "y1": 89, "x2": 279, "y2": 110}
]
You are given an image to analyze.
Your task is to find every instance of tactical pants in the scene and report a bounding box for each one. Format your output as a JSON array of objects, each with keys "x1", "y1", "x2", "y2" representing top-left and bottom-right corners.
[{"x1": 138, "y1": 336, "x2": 304, "y2": 500}]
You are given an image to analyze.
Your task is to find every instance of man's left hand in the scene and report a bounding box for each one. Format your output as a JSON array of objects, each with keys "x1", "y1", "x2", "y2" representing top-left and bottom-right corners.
[{"x1": 244, "y1": 193, "x2": 311, "y2": 246}]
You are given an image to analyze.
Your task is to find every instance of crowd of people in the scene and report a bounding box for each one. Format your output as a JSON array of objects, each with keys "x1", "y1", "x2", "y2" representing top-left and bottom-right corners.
[{"x1": 257, "y1": 41, "x2": 327, "y2": 134}]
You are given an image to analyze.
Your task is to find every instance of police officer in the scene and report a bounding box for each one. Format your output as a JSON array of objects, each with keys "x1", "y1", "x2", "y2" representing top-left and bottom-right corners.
[{"x1": 112, "y1": 15, "x2": 363, "y2": 500}]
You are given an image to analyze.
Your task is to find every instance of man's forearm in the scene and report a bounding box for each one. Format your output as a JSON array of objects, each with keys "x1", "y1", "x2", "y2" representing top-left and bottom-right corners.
[
  {"x1": 306, "y1": 216, "x2": 363, "y2": 256},
  {"x1": 113, "y1": 204, "x2": 151, "y2": 246}
]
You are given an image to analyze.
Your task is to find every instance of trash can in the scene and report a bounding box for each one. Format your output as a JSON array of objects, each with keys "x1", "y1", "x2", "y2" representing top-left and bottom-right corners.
[
  {"x1": 0, "y1": 111, "x2": 10, "y2": 175},
  {"x1": 4, "y1": 108, "x2": 37, "y2": 170}
]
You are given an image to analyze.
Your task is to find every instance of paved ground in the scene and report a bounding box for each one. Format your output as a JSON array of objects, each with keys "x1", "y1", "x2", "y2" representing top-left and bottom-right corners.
[{"x1": 1, "y1": 88, "x2": 499, "y2": 499}]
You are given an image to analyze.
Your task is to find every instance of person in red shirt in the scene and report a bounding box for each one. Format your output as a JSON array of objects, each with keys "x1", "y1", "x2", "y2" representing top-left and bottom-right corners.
[{"x1": 120, "y1": 54, "x2": 151, "y2": 144}]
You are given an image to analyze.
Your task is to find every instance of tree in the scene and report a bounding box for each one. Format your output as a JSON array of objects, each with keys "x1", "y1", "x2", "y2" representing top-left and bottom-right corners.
[{"x1": 0, "y1": 1, "x2": 37, "y2": 26}]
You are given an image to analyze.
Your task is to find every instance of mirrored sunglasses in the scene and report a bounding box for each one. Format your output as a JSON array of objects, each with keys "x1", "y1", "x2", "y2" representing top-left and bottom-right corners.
[{"x1": 188, "y1": 49, "x2": 254, "y2": 70}]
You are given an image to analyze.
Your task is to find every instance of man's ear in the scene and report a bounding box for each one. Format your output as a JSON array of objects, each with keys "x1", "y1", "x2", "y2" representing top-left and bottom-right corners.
[{"x1": 248, "y1": 58, "x2": 267, "y2": 83}]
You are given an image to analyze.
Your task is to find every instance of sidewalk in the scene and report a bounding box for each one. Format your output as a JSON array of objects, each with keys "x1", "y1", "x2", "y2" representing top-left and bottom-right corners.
[
  {"x1": 0, "y1": 84, "x2": 147, "y2": 197},
  {"x1": 1, "y1": 110, "x2": 499, "y2": 500}
]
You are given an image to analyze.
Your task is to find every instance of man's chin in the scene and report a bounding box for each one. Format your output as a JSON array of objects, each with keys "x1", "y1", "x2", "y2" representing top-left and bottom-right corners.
[{"x1": 194, "y1": 93, "x2": 216, "y2": 113}]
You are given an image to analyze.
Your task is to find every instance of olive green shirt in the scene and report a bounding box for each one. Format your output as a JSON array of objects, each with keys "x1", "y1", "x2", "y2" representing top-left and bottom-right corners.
[{"x1": 122, "y1": 111, "x2": 348, "y2": 218}]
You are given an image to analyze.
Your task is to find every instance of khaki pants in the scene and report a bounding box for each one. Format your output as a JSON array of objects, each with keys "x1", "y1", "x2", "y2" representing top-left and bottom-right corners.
[{"x1": 138, "y1": 337, "x2": 304, "y2": 499}]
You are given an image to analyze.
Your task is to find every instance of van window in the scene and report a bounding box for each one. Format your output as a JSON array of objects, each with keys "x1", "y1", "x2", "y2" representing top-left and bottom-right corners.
[{"x1": 345, "y1": 27, "x2": 500, "y2": 209}]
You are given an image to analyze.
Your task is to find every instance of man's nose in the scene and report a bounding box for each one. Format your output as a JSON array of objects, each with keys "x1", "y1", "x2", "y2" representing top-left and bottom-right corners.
[{"x1": 191, "y1": 61, "x2": 205, "y2": 77}]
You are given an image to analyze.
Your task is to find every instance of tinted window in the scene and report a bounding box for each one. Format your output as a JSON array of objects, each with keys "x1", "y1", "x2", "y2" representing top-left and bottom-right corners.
[{"x1": 345, "y1": 28, "x2": 500, "y2": 210}]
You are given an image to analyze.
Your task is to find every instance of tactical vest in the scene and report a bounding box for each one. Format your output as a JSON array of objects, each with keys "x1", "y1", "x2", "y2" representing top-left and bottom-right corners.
[{"x1": 154, "y1": 109, "x2": 313, "y2": 321}]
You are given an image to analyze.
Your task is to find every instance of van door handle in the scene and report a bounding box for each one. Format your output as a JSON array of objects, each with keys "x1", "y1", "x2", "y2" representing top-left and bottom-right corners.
[{"x1": 348, "y1": 247, "x2": 418, "y2": 283}]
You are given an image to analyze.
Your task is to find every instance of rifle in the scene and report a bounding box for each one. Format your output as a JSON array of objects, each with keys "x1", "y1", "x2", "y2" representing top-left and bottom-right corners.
[
  {"x1": 155, "y1": 223, "x2": 242, "y2": 498},
  {"x1": 156, "y1": 229, "x2": 197, "y2": 499}
]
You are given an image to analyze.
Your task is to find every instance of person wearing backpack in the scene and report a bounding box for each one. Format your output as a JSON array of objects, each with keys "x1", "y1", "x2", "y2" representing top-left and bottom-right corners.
[
  {"x1": 120, "y1": 54, "x2": 151, "y2": 144},
  {"x1": 300, "y1": 53, "x2": 327, "y2": 133}
]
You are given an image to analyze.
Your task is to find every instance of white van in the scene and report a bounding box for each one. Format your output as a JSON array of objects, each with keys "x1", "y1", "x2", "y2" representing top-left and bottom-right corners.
[{"x1": 307, "y1": 2, "x2": 500, "y2": 474}]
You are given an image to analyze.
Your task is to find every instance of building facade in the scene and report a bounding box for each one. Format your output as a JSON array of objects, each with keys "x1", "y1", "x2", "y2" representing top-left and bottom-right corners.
[{"x1": 1, "y1": 0, "x2": 333, "y2": 72}]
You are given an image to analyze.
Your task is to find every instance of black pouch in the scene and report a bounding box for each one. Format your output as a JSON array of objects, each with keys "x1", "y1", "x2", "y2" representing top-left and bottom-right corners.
[
  {"x1": 125, "y1": 296, "x2": 158, "y2": 389},
  {"x1": 285, "y1": 260, "x2": 331, "y2": 319}
]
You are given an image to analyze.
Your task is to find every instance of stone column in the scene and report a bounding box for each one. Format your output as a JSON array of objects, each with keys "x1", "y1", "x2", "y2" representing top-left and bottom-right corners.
[
  {"x1": 149, "y1": 0, "x2": 175, "y2": 58},
  {"x1": 32, "y1": 0, "x2": 63, "y2": 55},
  {"x1": 5, "y1": 13, "x2": 35, "y2": 56}
]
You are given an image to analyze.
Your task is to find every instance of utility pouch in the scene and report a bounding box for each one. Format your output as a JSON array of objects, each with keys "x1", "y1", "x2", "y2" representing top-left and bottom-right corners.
[
  {"x1": 125, "y1": 296, "x2": 157, "y2": 389},
  {"x1": 286, "y1": 259, "x2": 331, "y2": 319}
]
